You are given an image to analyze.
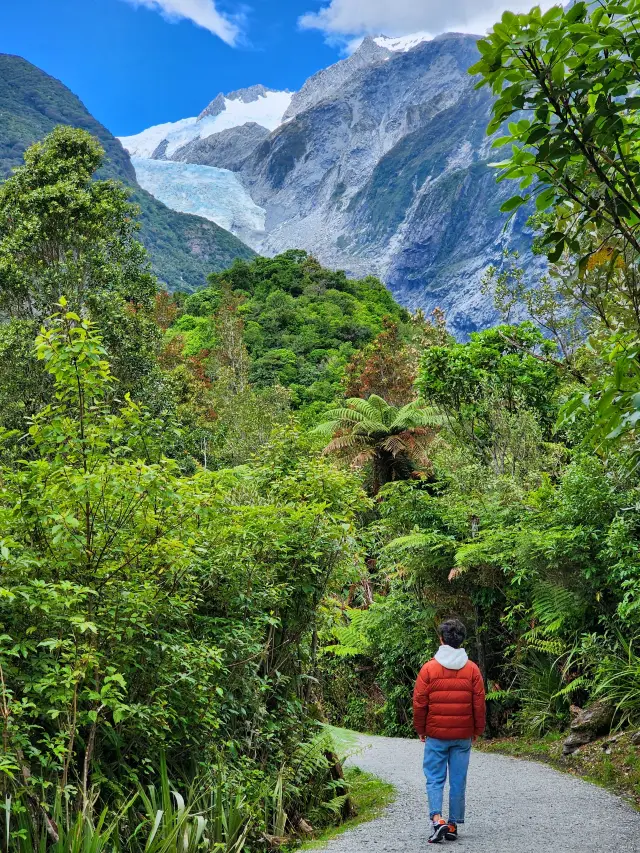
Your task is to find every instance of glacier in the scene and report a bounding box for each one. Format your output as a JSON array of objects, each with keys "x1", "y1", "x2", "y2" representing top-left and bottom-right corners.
[{"x1": 131, "y1": 157, "x2": 265, "y2": 246}]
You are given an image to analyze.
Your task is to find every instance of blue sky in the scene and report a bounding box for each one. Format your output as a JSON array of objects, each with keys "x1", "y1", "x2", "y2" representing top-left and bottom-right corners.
[
  {"x1": 1, "y1": 0, "x2": 557, "y2": 137},
  {"x1": 1, "y1": 0, "x2": 342, "y2": 135}
]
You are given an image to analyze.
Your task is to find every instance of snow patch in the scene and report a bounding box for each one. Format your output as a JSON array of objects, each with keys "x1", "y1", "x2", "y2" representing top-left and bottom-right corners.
[
  {"x1": 120, "y1": 90, "x2": 293, "y2": 159},
  {"x1": 131, "y1": 157, "x2": 265, "y2": 246},
  {"x1": 373, "y1": 33, "x2": 432, "y2": 52}
]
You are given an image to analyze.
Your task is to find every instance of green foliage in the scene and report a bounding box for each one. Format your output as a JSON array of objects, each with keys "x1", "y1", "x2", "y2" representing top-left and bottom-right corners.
[
  {"x1": 322, "y1": 593, "x2": 439, "y2": 737},
  {"x1": 0, "y1": 309, "x2": 224, "y2": 798},
  {"x1": 418, "y1": 323, "x2": 560, "y2": 443},
  {"x1": 313, "y1": 395, "x2": 443, "y2": 494},
  {"x1": 0, "y1": 125, "x2": 155, "y2": 313},
  {"x1": 11, "y1": 31, "x2": 640, "y2": 841},
  {"x1": 344, "y1": 316, "x2": 640, "y2": 737},
  {"x1": 513, "y1": 655, "x2": 571, "y2": 737},
  {"x1": 0, "y1": 127, "x2": 164, "y2": 416},
  {"x1": 472, "y1": 1, "x2": 640, "y2": 448},
  {"x1": 594, "y1": 636, "x2": 640, "y2": 728},
  {"x1": 3, "y1": 757, "x2": 250, "y2": 852},
  {"x1": 0, "y1": 307, "x2": 368, "y2": 846},
  {"x1": 472, "y1": 0, "x2": 640, "y2": 262},
  {"x1": 180, "y1": 250, "x2": 409, "y2": 410}
]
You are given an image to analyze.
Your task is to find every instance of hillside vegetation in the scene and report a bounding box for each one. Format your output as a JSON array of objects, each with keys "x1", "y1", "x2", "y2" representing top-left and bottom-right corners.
[{"x1": 168, "y1": 251, "x2": 408, "y2": 411}]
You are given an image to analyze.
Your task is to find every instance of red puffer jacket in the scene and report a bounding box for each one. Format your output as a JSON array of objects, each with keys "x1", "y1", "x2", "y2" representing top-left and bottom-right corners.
[{"x1": 413, "y1": 652, "x2": 486, "y2": 740}]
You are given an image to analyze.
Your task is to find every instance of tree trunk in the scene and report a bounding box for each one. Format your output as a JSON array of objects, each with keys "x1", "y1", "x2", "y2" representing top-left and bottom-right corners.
[
  {"x1": 474, "y1": 604, "x2": 487, "y2": 685},
  {"x1": 323, "y1": 750, "x2": 355, "y2": 819}
]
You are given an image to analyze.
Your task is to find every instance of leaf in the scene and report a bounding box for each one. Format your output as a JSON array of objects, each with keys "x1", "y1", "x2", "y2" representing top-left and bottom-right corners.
[
  {"x1": 500, "y1": 195, "x2": 528, "y2": 213},
  {"x1": 535, "y1": 187, "x2": 556, "y2": 211}
]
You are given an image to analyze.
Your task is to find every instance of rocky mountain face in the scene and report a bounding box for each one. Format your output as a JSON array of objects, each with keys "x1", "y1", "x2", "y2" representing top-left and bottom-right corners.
[
  {"x1": 0, "y1": 54, "x2": 255, "y2": 292},
  {"x1": 172, "y1": 123, "x2": 270, "y2": 171},
  {"x1": 121, "y1": 34, "x2": 537, "y2": 335}
]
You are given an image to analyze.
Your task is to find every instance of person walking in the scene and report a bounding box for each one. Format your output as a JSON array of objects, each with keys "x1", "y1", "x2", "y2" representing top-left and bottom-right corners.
[{"x1": 413, "y1": 618, "x2": 486, "y2": 843}]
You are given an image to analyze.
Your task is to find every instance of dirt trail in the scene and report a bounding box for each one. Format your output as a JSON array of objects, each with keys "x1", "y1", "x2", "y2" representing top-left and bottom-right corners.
[{"x1": 310, "y1": 733, "x2": 640, "y2": 852}]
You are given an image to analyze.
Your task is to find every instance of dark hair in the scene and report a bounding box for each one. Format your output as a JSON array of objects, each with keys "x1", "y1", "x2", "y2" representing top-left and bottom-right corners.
[{"x1": 438, "y1": 619, "x2": 467, "y2": 649}]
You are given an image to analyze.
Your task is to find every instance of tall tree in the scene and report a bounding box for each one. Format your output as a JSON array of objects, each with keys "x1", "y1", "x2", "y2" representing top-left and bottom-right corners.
[
  {"x1": 0, "y1": 126, "x2": 161, "y2": 422},
  {"x1": 0, "y1": 125, "x2": 155, "y2": 316},
  {"x1": 472, "y1": 1, "x2": 640, "y2": 447}
]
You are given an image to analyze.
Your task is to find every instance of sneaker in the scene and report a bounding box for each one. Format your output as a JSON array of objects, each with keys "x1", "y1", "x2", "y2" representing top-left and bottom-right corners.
[
  {"x1": 428, "y1": 820, "x2": 449, "y2": 844},
  {"x1": 445, "y1": 822, "x2": 458, "y2": 841}
]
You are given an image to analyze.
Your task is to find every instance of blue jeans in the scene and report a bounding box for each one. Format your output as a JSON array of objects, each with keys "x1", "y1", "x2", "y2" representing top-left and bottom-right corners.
[{"x1": 423, "y1": 737, "x2": 472, "y2": 824}]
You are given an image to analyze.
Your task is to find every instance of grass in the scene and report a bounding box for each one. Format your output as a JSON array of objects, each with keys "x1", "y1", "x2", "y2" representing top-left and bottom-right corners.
[
  {"x1": 477, "y1": 731, "x2": 640, "y2": 810},
  {"x1": 299, "y1": 767, "x2": 395, "y2": 850}
]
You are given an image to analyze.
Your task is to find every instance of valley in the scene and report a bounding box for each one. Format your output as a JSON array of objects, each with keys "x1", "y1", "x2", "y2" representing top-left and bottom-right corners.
[{"x1": 119, "y1": 33, "x2": 537, "y2": 336}]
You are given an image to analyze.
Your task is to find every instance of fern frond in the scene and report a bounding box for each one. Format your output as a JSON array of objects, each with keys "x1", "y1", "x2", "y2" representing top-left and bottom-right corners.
[
  {"x1": 381, "y1": 434, "x2": 408, "y2": 457},
  {"x1": 323, "y1": 434, "x2": 367, "y2": 454},
  {"x1": 314, "y1": 408, "x2": 370, "y2": 426},
  {"x1": 551, "y1": 675, "x2": 588, "y2": 699},
  {"x1": 486, "y1": 689, "x2": 517, "y2": 702},
  {"x1": 318, "y1": 794, "x2": 349, "y2": 817},
  {"x1": 311, "y1": 420, "x2": 342, "y2": 438},
  {"x1": 531, "y1": 582, "x2": 583, "y2": 633},
  {"x1": 351, "y1": 448, "x2": 376, "y2": 467},
  {"x1": 389, "y1": 403, "x2": 442, "y2": 431},
  {"x1": 358, "y1": 394, "x2": 392, "y2": 423},
  {"x1": 382, "y1": 533, "x2": 440, "y2": 553},
  {"x1": 344, "y1": 397, "x2": 388, "y2": 426},
  {"x1": 523, "y1": 634, "x2": 566, "y2": 657}
]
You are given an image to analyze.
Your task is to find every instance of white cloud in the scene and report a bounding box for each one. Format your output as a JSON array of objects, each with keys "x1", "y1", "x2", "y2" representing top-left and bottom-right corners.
[
  {"x1": 122, "y1": 0, "x2": 241, "y2": 44},
  {"x1": 299, "y1": 0, "x2": 560, "y2": 41}
]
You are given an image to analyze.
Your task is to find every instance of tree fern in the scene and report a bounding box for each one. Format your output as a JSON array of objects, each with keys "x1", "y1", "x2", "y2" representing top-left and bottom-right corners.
[
  {"x1": 324, "y1": 608, "x2": 374, "y2": 658},
  {"x1": 390, "y1": 404, "x2": 444, "y2": 431},
  {"x1": 312, "y1": 394, "x2": 442, "y2": 494}
]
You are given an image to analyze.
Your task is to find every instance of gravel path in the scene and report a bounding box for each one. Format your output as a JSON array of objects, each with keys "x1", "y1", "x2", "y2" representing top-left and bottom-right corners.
[{"x1": 310, "y1": 734, "x2": 640, "y2": 852}]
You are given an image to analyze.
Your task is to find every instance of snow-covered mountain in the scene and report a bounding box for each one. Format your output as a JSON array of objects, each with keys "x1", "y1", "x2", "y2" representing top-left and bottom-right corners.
[
  {"x1": 373, "y1": 33, "x2": 432, "y2": 51},
  {"x1": 120, "y1": 35, "x2": 536, "y2": 336},
  {"x1": 120, "y1": 86, "x2": 292, "y2": 159}
]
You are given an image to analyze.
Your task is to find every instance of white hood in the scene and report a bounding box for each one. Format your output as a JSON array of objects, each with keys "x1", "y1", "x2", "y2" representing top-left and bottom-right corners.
[{"x1": 435, "y1": 645, "x2": 469, "y2": 670}]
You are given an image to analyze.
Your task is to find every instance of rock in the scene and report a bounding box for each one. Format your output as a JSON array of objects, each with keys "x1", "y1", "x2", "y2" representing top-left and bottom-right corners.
[
  {"x1": 631, "y1": 731, "x2": 640, "y2": 746},
  {"x1": 571, "y1": 701, "x2": 614, "y2": 735},
  {"x1": 172, "y1": 122, "x2": 270, "y2": 171},
  {"x1": 563, "y1": 730, "x2": 593, "y2": 755},
  {"x1": 563, "y1": 701, "x2": 614, "y2": 755}
]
